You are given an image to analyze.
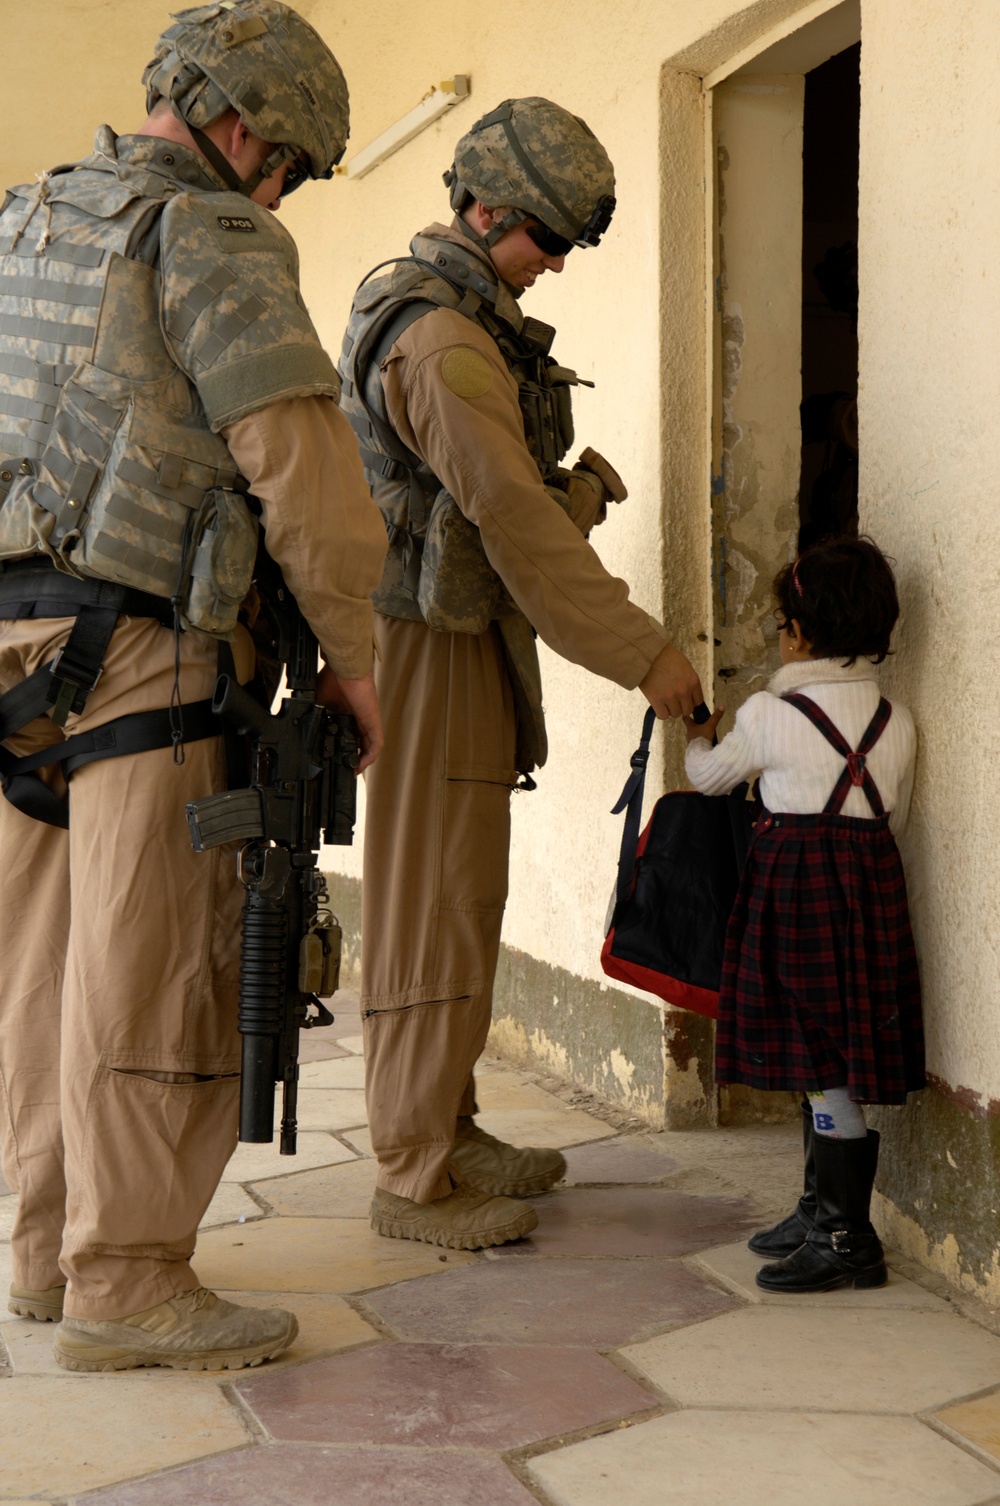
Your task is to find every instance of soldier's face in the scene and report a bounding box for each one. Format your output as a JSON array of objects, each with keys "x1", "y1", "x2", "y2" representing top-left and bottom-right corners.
[
  {"x1": 489, "y1": 218, "x2": 567, "y2": 291},
  {"x1": 250, "y1": 158, "x2": 294, "y2": 211}
]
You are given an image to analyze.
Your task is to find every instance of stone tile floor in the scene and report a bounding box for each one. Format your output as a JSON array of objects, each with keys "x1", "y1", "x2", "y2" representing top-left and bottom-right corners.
[{"x1": 3, "y1": 997, "x2": 1000, "y2": 1504}]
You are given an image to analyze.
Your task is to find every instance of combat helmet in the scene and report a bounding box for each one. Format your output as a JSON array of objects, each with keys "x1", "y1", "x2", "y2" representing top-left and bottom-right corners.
[
  {"x1": 143, "y1": 1, "x2": 349, "y2": 196},
  {"x1": 444, "y1": 97, "x2": 615, "y2": 250}
]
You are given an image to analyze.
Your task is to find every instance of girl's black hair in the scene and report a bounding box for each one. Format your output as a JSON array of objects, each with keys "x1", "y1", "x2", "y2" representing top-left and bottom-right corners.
[{"x1": 773, "y1": 536, "x2": 899, "y2": 665}]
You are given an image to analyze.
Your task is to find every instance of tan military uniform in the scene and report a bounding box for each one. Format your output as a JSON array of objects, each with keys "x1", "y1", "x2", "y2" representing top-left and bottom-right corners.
[
  {"x1": 0, "y1": 135, "x2": 386, "y2": 1320},
  {"x1": 362, "y1": 223, "x2": 665, "y2": 1203}
]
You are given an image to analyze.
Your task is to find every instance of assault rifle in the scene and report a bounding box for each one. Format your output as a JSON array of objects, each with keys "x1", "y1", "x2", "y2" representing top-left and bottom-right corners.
[{"x1": 185, "y1": 577, "x2": 358, "y2": 1154}]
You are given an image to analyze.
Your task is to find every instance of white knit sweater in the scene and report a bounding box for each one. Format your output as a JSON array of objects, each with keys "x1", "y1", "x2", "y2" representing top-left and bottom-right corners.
[{"x1": 684, "y1": 659, "x2": 917, "y2": 836}]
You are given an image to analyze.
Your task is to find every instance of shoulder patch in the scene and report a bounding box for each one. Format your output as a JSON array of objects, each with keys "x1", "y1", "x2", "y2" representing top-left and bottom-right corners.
[
  {"x1": 217, "y1": 215, "x2": 256, "y2": 233},
  {"x1": 441, "y1": 347, "x2": 494, "y2": 399}
]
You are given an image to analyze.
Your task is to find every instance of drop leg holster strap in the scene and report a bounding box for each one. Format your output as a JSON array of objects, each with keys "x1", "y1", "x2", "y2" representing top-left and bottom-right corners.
[{"x1": 0, "y1": 562, "x2": 225, "y2": 828}]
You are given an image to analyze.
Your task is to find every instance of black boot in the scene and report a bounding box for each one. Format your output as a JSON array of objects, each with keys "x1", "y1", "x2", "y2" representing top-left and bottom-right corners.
[
  {"x1": 755, "y1": 1130, "x2": 886, "y2": 1293},
  {"x1": 748, "y1": 1100, "x2": 817, "y2": 1256}
]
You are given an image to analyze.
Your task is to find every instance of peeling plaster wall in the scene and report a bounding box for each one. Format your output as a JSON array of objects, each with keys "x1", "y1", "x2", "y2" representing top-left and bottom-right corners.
[
  {"x1": 713, "y1": 74, "x2": 803, "y2": 710},
  {"x1": 859, "y1": 0, "x2": 1000, "y2": 1304}
]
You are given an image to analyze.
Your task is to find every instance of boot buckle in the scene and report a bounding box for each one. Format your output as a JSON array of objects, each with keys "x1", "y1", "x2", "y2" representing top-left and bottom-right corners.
[{"x1": 830, "y1": 1228, "x2": 852, "y2": 1253}]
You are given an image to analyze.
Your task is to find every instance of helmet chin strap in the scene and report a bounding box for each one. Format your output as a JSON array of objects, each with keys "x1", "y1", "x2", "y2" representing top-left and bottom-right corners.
[
  {"x1": 176, "y1": 112, "x2": 249, "y2": 195},
  {"x1": 173, "y1": 107, "x2": 293, "y2": 199},
  {"x1": 455, "y1": 196, "x2": 527, "y2": 250}
]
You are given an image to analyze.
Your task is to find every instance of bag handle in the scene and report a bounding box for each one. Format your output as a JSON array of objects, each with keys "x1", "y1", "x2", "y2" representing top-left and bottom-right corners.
[{"x1": 610, "y1": 703, "x2": 711, "y2": 911}]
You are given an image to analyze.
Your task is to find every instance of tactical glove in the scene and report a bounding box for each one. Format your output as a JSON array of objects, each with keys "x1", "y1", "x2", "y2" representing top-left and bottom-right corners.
[
  {"x1": 574, "y1": 446, "x2": 628, "y2": 504},
  {"x1": 547, "y1": 449, "x2": 628, "y2": 538}
]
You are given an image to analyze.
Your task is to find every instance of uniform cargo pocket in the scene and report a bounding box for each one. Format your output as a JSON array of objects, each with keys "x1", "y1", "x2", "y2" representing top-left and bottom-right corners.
[{"x1": 75, "y1": 1066, "x2": 238, "y2": 1257}]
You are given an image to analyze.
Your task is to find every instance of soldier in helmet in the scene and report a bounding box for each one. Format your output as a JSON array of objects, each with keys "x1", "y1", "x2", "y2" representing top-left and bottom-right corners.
[
  {"x1": 339, "y1": 97, "x2": 703, "y2": 1250},
  {"x1": 0, "y1": 2, "x2": 387, "y2": 1369}
]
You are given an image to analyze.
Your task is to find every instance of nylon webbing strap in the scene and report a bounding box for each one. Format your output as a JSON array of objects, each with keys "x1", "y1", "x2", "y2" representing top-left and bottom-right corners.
[
  {"x1": 0, "y1": 604, "x2": 119, "y2": 739},
  {"x1": 47, "y1": 602, "x2": 120, "y2": 726},
  {"x1": 610, "y1": 705, "x2": 656, "y2": 910},
  {"x1": 0, "y1": 565, "x2": 173, "y2": 626},
  {"x1": 0, "y1": 698, "x2": 220, "y2": 829},
  {"x1": 783, "y1": 693, "x2": 892, "y2": 817}
]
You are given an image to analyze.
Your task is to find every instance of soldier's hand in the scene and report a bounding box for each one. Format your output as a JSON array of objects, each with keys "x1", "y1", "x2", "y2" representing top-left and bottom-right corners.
[
  {"x1": 575, "y1": 446, "x2": 628, "y2": 503},
  {"x1": 316, "y1": 667, "x2": 384, "y2": 772},
  {"x1": 638, "y1": 644, "x2": 703, "y2": 719}
]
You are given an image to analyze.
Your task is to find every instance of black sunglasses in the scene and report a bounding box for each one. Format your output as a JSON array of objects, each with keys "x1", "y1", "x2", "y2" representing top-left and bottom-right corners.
[
  {"x1": 280, "y1": 153, "x2": 311, "y2": 197},
  {"x1": 524, "y1": 220, "x2": 574, "y2": 258}
]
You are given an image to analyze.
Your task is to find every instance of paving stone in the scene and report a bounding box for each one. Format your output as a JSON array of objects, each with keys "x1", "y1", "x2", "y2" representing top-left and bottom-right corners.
[
  {"x1": 0, "y1": 1318, "x2": 64, "y2": 1377},
  {"x1": 238, "y1": 1341, "x2": 657, "y2": 1449},
  {"x1": 295, "y1": 1033, "x2": 349, "y2": 1062},
  {"x1": 936, "y1": 1389, "x2": 1000, "y2": 1464},
  {"x1": 622, "y1": 1307, "x2": 1000, "y2": 1413},
  {"x1": 78, "y1": 1444, "x2": 538, "y2": 1505},
  {"x1": 474, "y1": 1105, "x2": 616, "y2": 1151},
  {"x1": 339, "y1": 1126, "x2": 374, "y2": 1158},
  {"x1": 253, "y1": 1158, "x2": 376, "y2": 1219},
  {"x1": 0, "y1": 1192, "x2": 15, "y2": 1241},
  {"x1": 196, "y1": 1216, "x2": 476, "y2": 1293},
  {"x1": 222, "y1": 1132, "x2": 355, "y2": 1184},
  {"x1": 527, "y1": 1409, "x2": 1000, "y2": 1506},
  {"x1": 562, "y1": 1136, "x2": 680, "y2": 1184},
  {"x1": 213, "y1": 1291, "x2": 381, "y2": 1371},
  {"x1": 199, "y1": 1182, "x2": 266, "y2": 1231},
  {"x1": 491, "y1": 1188, "x2": 757, "y2": 1260},
  {"x1": 291, "y1": 1088, "x2": 368, "y2": 1132},
  {"x1": 337, "y1": 1033, "x2": 365, "y2": 1056},
  {"x1": 0, "y1": 1375, "x2": 249, "y2": 1497},
  {"x1": 299, "y1": 1055, "x2": 367, "y2": 1090},
  {"x1": 474, "y1": 1071, "x2": 582, "y2": 1113},
  {"x1": 366, "y1": 1256, "x2": 738, "y2": 1346},
  {"x1": 693, "y1": 1240, "x2": 953, "y2": 1310}
]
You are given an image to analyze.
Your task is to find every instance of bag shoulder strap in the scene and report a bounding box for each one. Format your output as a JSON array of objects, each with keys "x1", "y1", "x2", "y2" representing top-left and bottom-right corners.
[{"x1": 610, "y1": 706, "x2": 657, "y2": 910}]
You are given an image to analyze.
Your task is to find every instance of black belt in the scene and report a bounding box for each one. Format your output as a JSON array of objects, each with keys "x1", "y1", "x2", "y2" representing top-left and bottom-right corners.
[
  {"x1": 0, "y1": 558, "x2": 227, "y2": 827},
  {"x1": 0, "y1": 559, "x2": 174, "y2": 628}
]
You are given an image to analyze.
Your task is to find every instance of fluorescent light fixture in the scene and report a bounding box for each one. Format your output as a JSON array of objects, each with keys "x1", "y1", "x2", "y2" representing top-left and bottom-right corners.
[{"x1": 341, "y1": 76, "x2": 470, "y2": 180}]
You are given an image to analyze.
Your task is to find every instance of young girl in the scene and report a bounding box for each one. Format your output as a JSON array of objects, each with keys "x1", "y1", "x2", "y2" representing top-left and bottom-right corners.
[{"x1": 684, "y1": 536, "x2": 924, "y2": 1293}]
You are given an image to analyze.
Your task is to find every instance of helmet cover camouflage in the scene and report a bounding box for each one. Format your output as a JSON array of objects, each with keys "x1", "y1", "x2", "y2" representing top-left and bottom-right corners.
[
  {"x1": 444, "y1": 96, "x2": 615, "y2": 248},
  {"x1": 143, "y1": 1, "x2": 349, "y2": 180}
]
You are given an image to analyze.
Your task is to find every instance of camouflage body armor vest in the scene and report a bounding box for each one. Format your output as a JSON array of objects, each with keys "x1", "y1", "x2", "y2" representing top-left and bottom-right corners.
[
  {"x1": 340, "y1": 229, "x2": 596, "y2": 773},
  {"x1": 0, "y1": 131, "x2": 257, "y2": 638},
  {"x1": 339, "y1": 230, "x2": 587, "y2": 638}
]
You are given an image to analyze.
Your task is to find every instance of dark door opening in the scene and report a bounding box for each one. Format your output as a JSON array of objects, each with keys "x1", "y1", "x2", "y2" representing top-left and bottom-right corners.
[{"x1": 798, "y1": 41, "x2": 860, "y2": 549}]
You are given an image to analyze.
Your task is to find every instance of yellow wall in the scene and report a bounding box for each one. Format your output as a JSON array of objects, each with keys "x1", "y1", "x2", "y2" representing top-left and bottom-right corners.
[{"x1": 6, "y1": 6, "x2": 1000, "y2": 1277}]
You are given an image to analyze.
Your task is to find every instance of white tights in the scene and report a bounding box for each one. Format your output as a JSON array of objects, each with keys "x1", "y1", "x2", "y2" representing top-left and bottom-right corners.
[{"x1": 807, "y1": 1086, "x2": 868, "y2": 1139}]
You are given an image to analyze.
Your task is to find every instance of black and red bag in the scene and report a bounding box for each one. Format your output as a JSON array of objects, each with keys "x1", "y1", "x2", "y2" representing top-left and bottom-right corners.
[{"x1": 600, "y1": 707, "x2": 755, "y2": 1018}]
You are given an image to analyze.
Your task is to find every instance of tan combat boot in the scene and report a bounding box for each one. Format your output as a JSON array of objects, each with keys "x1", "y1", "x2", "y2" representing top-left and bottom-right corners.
[
  {"x1": 370, "y1": 1182, "x2": 538, "y2": 1250},
  {"x1": 9, "y1": 1282, "x2": 66, "y2": 1322},
  {"x1": 53, "y1": 1287, "x2": 297, "y2": 1372},
  {"x1": 450, "y1": 1117, "x2": 567, "y2": 1197}
]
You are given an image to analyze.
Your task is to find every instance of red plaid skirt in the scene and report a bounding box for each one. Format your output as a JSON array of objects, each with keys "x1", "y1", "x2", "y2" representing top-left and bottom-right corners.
[{"x1": 715, "y1": 810, "x2": 925, "y2": 1104}]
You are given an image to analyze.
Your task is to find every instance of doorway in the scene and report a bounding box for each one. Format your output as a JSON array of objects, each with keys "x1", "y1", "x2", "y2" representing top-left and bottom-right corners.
[
  {"x1": 799, "y1": 42, "x2": 860, "y2": 549},
  {"x1": 707, "y1": 3, "x2": 862, "y2": 714}
]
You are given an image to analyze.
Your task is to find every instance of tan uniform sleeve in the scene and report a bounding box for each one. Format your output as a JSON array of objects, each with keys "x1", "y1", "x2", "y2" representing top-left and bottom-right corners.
[
  {"x1": 223, "y1": 395, "x2": 387, "y2": 679},
  {"x1": 381, "y1": 308, "x2": 665, "y2": 689}
]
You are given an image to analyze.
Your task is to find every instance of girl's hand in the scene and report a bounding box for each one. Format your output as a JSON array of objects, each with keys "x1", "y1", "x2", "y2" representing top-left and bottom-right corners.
[{"x1": 683, "y1": 705, "x2": 725, "y2": 743}]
